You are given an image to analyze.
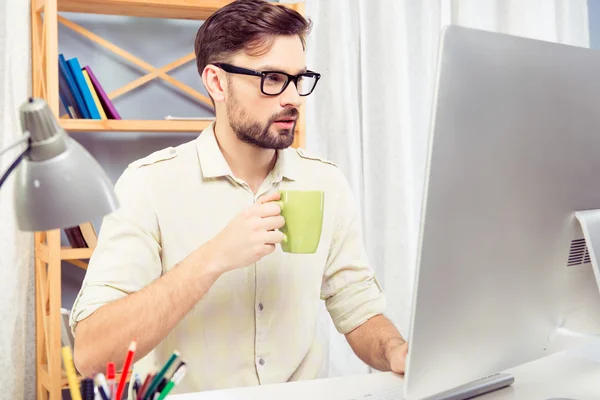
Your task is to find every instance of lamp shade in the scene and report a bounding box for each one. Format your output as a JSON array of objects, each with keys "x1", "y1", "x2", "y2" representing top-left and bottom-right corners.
[
  {"x1": 12, "y1": 98, "x2": 119, "y2": 232},
  {"x1": 14, "y1": 137, "x2": 119, "y2": 231}
]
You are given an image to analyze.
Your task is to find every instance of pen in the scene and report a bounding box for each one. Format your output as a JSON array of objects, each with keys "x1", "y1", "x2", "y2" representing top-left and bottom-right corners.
[
  {"x1": 156, "y1": 365, "x2": 187, "y2": 400},
  {"x1": 106, "y1": 362, "x2": 116, "y2": 398},
  {"x1": 80, "y1": 377, "x2": 94, "y2": 400},
  {"x1": 135, "y1": 373, "x2": 142, "y2": 388},
  {"x1": 93, "y1": 373, "x2": 110, "y2": 400},
  {"x1": 132, "y1": 373, "x2": 141, "y2": 400},
  {"x1": 151, "y1": 377, "x2": 168, "y2": 399},
  {"x1": 138, "y1": 370, "x2": 155, "y2": 399},
  {"x1": 115, "y1": 339, "x2": 137, "y2": 400},
  {"x1": 169, "y1": 361, "x2": 186, "y2": 381},
  {"x1": 143, "y1": 351, "x2": 180, "y2": 400},
  {"x1": 62, "y1": 346, "x2": 82, "y2": 400},
  {"x1": 145, "y1": 377, "x2": 167, "y2": 400}
]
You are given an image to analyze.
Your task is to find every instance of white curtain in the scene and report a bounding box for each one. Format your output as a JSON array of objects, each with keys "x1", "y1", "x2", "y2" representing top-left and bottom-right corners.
[
  {"x1": 302, "y1": 0, "x2": 589, "y2": 377},
  {"x1": 0, "y1": 0, "x2": 35, "y2": 398}
]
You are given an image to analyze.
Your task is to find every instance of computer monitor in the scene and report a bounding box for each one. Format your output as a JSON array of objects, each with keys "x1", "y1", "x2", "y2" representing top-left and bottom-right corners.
[{"x1": 403, "y1": 25, "x2": 600, "y2": 399}]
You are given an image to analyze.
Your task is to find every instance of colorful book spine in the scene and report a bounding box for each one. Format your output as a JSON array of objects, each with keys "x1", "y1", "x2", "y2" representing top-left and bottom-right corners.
[
  {"x1": 82, "y1": 69, "x2": 107, "y2": 119},
  {"x1": 58, "y1": 54, "x2": 89, "y2": 118},
  {"x1": 66, "y1": 57, "x2": 102, "y2": 119},
  {"x1": 58, "y1": 86, "x2": 74, "y2": 118},
  {"x1": 83, "y1": 65, "x2": 122, "y2": 120}
]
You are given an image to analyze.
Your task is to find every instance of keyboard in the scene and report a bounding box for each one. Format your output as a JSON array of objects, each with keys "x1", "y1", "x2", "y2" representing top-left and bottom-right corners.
[{"x1": 347, "y1": 372, "x2": 514, "y2": 400}]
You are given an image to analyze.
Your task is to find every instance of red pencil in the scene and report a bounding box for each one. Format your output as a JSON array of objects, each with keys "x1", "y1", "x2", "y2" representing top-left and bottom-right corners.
[{"x1": 115, "y1": 340, "x2": 137, "y2": 400}]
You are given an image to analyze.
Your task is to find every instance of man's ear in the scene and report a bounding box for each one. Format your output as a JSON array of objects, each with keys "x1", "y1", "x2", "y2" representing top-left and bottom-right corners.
[{"x1": 202, "y1": 64, "x2": 226, "y2": 103}]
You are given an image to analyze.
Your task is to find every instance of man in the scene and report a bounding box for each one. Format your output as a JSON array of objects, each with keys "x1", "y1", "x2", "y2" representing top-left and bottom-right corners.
[{"x1": 71, "y1": 0, "x2": 408, "y2": 394}]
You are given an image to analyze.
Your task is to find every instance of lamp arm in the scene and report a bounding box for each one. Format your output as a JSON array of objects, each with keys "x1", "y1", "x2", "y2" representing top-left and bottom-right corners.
[
  {"x1": 0, "y1": 131, "x2": 30, "y2": 157},
  {"x1": 0, "y1": 132, "x2": 31, "y2": 189},
  {"x1": 0, "y1": 147, "x2": 28, "y2": 189}
]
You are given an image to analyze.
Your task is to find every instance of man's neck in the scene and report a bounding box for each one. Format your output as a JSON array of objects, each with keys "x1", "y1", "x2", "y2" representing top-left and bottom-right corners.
[{"x1": 214, "y1": 119, "x2": 277, "y2": 194}]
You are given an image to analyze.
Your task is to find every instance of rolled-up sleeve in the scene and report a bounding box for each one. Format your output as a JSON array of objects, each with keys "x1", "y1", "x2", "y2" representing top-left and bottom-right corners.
[
  {"x1": 69, "y1": 166, "x2": 162, "y2": 334},
  {"x1": 321, "y1": 172, "x2": 387, "y2": 334}
]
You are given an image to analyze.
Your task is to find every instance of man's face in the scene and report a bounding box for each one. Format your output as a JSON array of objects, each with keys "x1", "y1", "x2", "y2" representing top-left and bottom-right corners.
[{"x1": 225, "y1": 35, "x2": 305, "y2": 150}]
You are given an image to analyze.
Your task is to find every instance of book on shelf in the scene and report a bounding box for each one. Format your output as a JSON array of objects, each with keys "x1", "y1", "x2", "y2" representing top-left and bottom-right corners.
[
  {"x1": 82, "y1": 69, "x2": 107, "y2": 119},
  {"x1": 59, "y1": 54, "x2": 88, "y2": 118},
  {"x1": 64, "y1": 222, "x2": 98, "y2": 249},
  {"x1": 83, "y1": 65, "x2": 121, "y2": 119},
  {"x1": 58, "y1": 53, "x2": 121, "y2": 121},
  {"x1": 66, "y1": 57, "x2": 102, "y2": 119}
]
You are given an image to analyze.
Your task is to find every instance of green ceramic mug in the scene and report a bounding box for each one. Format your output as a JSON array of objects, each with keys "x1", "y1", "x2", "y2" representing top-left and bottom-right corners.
[{"x1": 276, "y1": 190, "x2": 324, "y2": 254}]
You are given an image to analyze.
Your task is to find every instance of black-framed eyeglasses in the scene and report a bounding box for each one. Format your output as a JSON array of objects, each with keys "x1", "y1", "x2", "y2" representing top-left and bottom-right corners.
[{"x1": 213, "y1": 63, "x2": 321, "y2": 96}]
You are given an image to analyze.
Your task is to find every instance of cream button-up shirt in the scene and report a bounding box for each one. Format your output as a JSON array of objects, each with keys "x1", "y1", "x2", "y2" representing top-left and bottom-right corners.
[{"x1": 70, "y1": 123, "x2": 387, "y2": 394}]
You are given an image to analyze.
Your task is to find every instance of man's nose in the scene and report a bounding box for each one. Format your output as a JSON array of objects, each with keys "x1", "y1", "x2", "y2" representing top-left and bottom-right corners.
[{"x1": 279, "y1": 80, "x2": 302, "y2": 108}]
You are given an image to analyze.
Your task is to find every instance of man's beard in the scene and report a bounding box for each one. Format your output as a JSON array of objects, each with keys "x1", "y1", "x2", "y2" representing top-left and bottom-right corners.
[{"x1": 227, "y1": 90, "x2": 298, "y2": 150}]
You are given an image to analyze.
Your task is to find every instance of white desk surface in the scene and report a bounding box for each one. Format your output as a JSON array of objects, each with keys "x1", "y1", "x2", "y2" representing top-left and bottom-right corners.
[{"x1": 171, "y1": 341, "x2": 600, "y2": 400}]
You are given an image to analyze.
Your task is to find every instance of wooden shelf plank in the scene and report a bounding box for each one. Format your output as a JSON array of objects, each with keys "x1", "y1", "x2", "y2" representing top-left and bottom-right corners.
[
  {"x1": 40, "y1": 364, "x2": 131, "y2": 390},
  {"x1": 60, "y1": 119, "x2": 213, "y2": 133},
  {"x1": 64, "y1": 259, "x2": 89, "y2": 270},
  {"x1": 34, "y1": 0, "x2": 46, "y2": 13},
  {"x1": 39, "y1": 362, "x2": 51, "y2": 392},
  {"x1": 58, "y1": 0, "x2": 234, "y2": 20},
  {"x1": 61, "y1": 246, "x2": 94, "y2": 260},
  {"x1": 37, "y1": 242, "x2": 50, "y2": 263}
]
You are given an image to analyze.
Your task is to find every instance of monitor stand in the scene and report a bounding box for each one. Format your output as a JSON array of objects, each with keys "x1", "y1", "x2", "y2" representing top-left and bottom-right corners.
[
  {"x1": 574, "y1": 210, "x2": 600, "y2": 295},
  {"x1": 422, "y1": 373, "x2": 514, "y2": 399},
  {"x1": 549, "y1": 210, "x2": 600, "y2": 343}
]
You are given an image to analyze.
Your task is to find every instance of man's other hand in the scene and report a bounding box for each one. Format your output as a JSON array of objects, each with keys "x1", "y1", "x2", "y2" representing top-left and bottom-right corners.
[{"x1": 386, "y1": 340, "x2": 408, "y2": 374}]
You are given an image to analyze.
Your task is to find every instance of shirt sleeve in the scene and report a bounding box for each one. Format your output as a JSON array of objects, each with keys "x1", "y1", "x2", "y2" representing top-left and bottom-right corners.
[
  {"x1": 321, "y1": 171, "x2": 387, "y2": 334},
  {"x1": 69, "y1": 166, "x2": 162, "y2": 334}
]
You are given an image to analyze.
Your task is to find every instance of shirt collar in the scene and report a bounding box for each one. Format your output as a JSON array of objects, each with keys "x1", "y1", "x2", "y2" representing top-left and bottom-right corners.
[
  {"x1": 196, "y1": 121, "x2": 299, "y2": 181},
  {"x1": 196, "y1": 122, "x2": 232, "y2": 178},
  {"x1": 271, "y1": 146, "x2": 299, "y2": 182}
]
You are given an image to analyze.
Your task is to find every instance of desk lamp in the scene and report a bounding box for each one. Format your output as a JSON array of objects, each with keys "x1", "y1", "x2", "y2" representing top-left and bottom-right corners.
[{"x1": 0, "y1": 98, "x2": 118, "y2": 231}]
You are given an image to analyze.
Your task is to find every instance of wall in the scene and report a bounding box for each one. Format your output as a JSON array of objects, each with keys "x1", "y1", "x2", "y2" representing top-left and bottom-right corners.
[
  {"x1": 0, "y1": 0, "x2": 35, "y2": 398},
  {"x1": 590, "y1": 0, "x2": 600, "y2": 48}
]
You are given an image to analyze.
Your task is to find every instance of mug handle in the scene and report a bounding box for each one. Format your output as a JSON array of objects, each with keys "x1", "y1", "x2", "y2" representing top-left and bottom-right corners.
[{"x1": 275, "y1": 201, "x2": 286, "y2": 243}]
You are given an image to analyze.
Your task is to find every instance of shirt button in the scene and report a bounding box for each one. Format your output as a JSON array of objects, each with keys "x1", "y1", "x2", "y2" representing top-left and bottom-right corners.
[
  {"x1": 258, "y1": 303, "x2": 263, "y2": 311},
  {"x1": 259, "y1": 358, "x2": 265, "y2": 366}
]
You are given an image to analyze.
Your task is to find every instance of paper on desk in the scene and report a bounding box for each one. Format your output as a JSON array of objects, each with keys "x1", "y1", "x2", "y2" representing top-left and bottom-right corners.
[{"x1": 566, "y1": 339, "x2": 600, "y2": 363}]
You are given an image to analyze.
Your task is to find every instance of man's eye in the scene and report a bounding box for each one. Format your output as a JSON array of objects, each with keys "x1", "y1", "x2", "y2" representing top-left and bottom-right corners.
[{"x1": 266, "y1": 74, "x2": 285, "y2": 83}]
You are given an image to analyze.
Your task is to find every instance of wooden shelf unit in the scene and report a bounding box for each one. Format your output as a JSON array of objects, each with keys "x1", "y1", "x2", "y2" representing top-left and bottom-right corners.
[
  {"x1": 31, "y1": 1, "x2": 306, "y2": 399},
  {"x1": 55, "y1": 0, "x2": 235, "y2": 20},
  {"x1": 60, "y1": 118, "x2": 215, "y2": 133}
]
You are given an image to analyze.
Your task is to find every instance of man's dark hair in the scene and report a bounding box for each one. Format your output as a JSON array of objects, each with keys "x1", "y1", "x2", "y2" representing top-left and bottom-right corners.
[{"x1": 194, "y1": 0, "x2": 312, "y2": 77}]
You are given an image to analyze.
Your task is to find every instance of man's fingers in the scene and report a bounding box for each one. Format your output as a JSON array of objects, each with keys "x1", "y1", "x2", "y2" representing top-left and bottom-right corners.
[
  {"x1": 257, "y1": 202, "x2": 283, "y2": 218},
  {"x1": 263, "y1": 243, "x2": 276, "y2": 255},
  {"x1": 257, "y1": 191, "x2": 281, "y2": 204},
  {"x1": 391, "y1": 343, "x2": 408, "y2": 374},
  {"x1": 262, "y1": 215, "x2": 285, "y2": 231},
  {"x1": 264, "y1": 230, "x2": 285, "y2": 244}
]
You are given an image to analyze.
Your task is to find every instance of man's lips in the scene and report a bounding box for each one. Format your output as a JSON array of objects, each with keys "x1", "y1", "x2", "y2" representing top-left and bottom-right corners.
[
  {"x1": 274, "y1": 117, "x2": 297, "y2": 122},
  {"x1": 274, "y1": 119, "x2": 296, "y2": 129}
]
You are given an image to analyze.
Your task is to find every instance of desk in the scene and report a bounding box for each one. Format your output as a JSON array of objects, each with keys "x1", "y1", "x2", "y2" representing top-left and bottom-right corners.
[{"x1": 171, "y1": 342, "x2": 600, "y2": 400}]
